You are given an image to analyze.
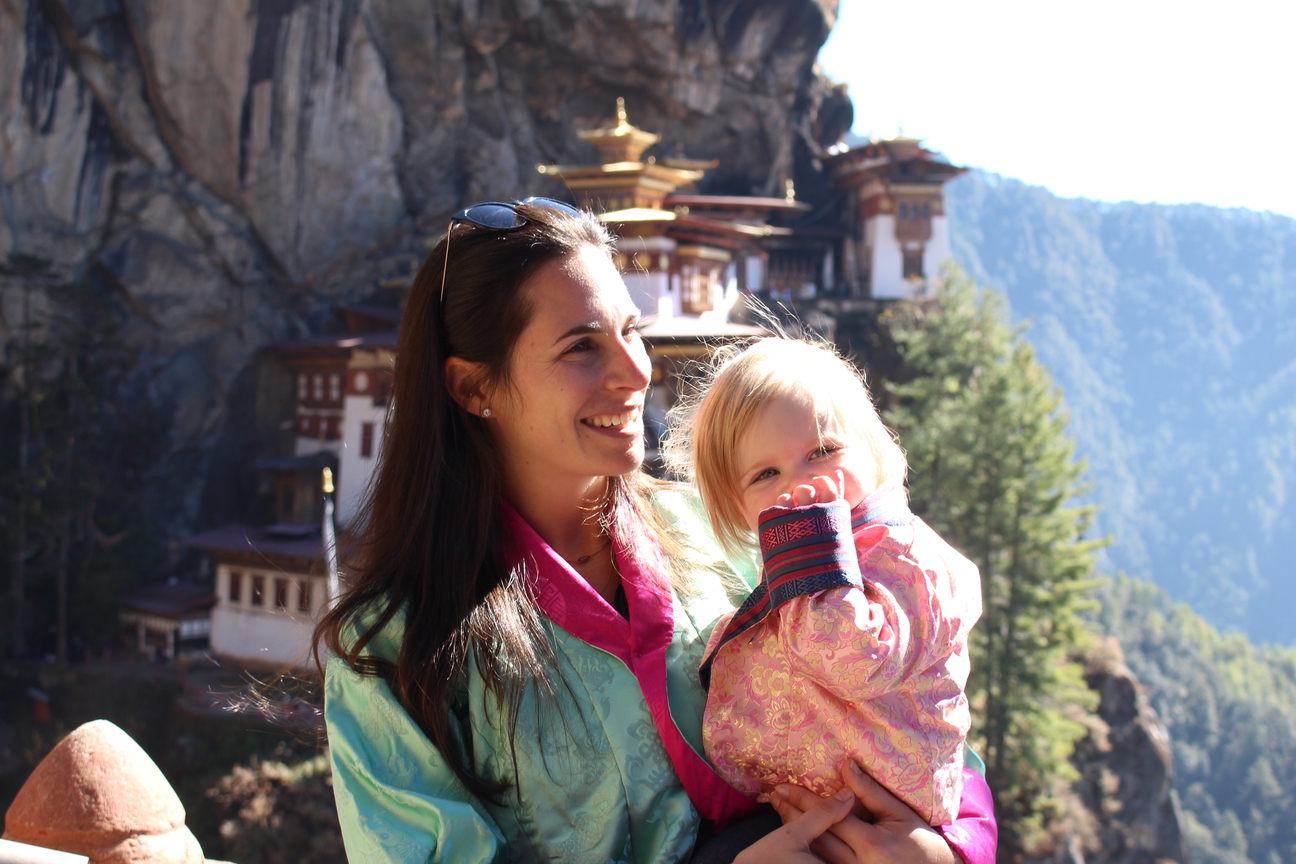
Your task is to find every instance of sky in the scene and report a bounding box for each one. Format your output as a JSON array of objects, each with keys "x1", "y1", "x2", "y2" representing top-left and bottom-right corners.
[{"x1": 818, "y1": 0, "x2": 1296, "y2": 219}]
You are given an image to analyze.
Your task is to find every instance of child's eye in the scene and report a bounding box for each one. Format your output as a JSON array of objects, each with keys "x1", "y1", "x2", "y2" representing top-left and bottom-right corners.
[
  {"x1": 811, "y1": 444, "x2": 841, "y2": 459},
  {"x1": 752, "y1": 468, "x2": 778, "y2": 483}
]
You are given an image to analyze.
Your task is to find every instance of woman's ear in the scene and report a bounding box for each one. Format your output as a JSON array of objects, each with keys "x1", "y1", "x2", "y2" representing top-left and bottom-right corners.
[{"x1": 444, "y1": 356, "x2": 493, "y2": 417}]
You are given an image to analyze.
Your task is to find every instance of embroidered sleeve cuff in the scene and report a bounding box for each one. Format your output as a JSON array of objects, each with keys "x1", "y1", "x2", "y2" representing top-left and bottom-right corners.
[{"x1": 757, "y1": 500, "x2": 863, "y2": 594}]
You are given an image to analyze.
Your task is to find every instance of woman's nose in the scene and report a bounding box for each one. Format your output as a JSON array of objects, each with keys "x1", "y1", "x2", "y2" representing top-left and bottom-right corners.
[{"x1": 610, "y1": 334, "x2": 652, "y2": 391}]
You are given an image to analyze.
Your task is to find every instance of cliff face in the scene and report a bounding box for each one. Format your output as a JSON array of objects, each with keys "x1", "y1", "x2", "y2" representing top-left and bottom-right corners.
[
  {"x1": 1059, "y1": 644, "x2": 1187, "y2": 864},
  {"x1": 1, "y1": 0, "x2": 848, "y2": 541}
]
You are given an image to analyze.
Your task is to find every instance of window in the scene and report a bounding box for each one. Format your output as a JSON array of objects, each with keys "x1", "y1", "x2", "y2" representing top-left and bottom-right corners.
[
  {"x1": 251, "y1": 575, "x2": 265, "y2": 607},
  {"x1": 274, "y1": 578, "x2": 289, "y2": 609},
  {"x1": 297, "y1": 374, "x2": 307, "y2": 401},
  {"x1": 903, "y1": 249, "x2": 925, "y2": 279},
  {"x1": 179, "y1": 618, "x2": 210, "y2": 639},
  {"x1": 361, "y1": 422, "x2": 374, "y2": 458},
  {"x1": 298, "y1": 579, "x2": 311, "y2": 613},
  {"x1": 228, "y1": 570, "x2": 243, "y2": 604},
  {"x1": 328, "y1": 374, "x2": 341, "y2": 402},
  {"x1": 312, "y1": 374, "x2": 324, "y2": 401}
]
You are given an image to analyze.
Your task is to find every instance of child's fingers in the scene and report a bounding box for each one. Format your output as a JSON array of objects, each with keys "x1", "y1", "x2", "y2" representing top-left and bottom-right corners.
[
  {"x1": 792, "y1": 484, "x2": 818, "y2": 506},
  {"x1": 805, "y1": 475, "x2": 845, "y2": 503}
]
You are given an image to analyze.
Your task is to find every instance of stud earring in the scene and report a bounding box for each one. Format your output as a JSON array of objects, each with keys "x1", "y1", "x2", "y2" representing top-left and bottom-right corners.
[{"x1": 482, "y1": 407, "x2": 492, "y2": 417}]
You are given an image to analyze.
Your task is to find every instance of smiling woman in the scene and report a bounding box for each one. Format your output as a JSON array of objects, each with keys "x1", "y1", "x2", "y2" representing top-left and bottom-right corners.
[
  {"x1": 446, "y1": 244, "x2": 652, "y2": 563},
  {"x1": 311, "y1": 200, "x2": 998, "y2": 864}
]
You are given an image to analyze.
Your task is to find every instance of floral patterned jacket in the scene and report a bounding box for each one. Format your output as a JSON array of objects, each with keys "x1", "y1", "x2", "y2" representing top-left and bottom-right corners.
[{"x1": 701, "y1": 484, "x2": 982, "y2": 826}]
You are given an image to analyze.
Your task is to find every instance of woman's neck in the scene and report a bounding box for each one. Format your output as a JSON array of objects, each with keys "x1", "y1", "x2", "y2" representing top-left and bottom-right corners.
[{"x1": 504, "y1": 472, "x2": 612, "y2": 563}]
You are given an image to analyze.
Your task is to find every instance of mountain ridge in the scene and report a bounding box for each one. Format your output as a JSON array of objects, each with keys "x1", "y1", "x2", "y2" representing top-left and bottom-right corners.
[{"x1": 946, "y1": 170, "x2": 1296, "y2": 646}]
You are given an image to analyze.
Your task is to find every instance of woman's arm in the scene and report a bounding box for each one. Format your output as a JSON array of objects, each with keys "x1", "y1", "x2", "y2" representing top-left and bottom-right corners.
[{"x1": 325, "y1": 655, "x2": 506, "y2": 863}]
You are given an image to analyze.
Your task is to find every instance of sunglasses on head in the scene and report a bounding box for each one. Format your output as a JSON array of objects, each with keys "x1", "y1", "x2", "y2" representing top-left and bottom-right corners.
[{"x1": 440, "y1": 197, "x2": 583, "y2": 303}]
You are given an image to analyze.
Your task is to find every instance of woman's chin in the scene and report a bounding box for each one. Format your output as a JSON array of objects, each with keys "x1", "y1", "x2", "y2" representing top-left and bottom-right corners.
[{"x1": 609, "y1": 442, "x2": 646, "y2": 476}]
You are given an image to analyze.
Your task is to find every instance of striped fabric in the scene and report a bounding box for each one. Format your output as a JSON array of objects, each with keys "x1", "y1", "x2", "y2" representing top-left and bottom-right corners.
[{"x1": 700, "y1": 494, "x2": 908, "y2": 688}]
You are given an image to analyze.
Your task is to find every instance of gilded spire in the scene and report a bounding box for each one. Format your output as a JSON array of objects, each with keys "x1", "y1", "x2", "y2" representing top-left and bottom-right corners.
[{"x1": 577, "y1": 98, "x2": 660, "y2": 164}]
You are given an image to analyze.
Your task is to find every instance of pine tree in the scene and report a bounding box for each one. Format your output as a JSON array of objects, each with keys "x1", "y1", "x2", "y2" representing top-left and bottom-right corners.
[
  {"x1": 880, "y1": 266, "x2": 1103, "y2": 855},
  {"x1": 1, "y1": 255, "x2": 162, "y2": 661}
]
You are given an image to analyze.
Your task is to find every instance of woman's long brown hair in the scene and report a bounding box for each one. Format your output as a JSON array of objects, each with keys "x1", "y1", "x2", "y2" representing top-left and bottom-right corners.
[{"x1": 312, "y1": 204, "x2": 678, "y2": 801}]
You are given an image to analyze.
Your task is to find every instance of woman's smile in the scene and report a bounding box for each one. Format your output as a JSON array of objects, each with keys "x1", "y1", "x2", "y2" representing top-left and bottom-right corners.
[{"x1": 582, "y1": 406, "x2": 642, "y2": 431}]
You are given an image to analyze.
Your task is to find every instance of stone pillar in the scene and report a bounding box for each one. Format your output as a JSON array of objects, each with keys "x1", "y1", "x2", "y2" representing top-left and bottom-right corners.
[{"x1": 2, "y1": 720, "x2": 229, "y2": 864}]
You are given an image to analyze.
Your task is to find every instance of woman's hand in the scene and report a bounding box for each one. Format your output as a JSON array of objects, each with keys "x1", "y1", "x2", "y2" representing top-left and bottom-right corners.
[
  {"x1": 768, "y1": 761, "x2": 961, "y2": 864},
  {"x1": 731, "y1": 787, "x2": 855, "y2": 864}
]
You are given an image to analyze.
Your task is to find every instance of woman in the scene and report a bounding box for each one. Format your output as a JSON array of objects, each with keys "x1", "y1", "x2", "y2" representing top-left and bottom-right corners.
[{"x1": 315, "y1": 198, "x2": 996, "y2": 863}]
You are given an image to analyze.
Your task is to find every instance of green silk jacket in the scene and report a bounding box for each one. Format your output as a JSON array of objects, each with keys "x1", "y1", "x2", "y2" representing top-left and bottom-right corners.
[{"x1": 325, "y1": 490, "x2": 759, "y2": 863}]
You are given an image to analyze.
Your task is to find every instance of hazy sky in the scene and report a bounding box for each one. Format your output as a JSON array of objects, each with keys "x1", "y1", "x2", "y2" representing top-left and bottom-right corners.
[{"x1": 818, "y1": 0, "x2": 1296, "y2": 218}]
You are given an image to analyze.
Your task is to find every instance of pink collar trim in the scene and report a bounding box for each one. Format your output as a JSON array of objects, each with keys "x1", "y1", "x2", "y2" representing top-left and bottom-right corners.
[{"x1": 500, "y1": 500, "x2": 756, "y2": 825}]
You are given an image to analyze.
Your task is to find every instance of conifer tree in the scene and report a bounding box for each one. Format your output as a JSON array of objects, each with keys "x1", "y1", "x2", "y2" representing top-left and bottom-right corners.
[
  {"x1": 1, "y1": 255, "x2": 161, "y2": 661},
  {"x1": 881, "y1": 266, "x2": 1102, "y2": 855}
]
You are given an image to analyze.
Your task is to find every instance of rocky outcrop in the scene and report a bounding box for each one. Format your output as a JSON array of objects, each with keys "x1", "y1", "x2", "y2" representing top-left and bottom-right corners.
[
  {"x1": 1057, "y1": 642, "x2": 1187, "y2": 864},
  {"x1": 0, "y1": 0, "x2": 849, "y2": 548}
]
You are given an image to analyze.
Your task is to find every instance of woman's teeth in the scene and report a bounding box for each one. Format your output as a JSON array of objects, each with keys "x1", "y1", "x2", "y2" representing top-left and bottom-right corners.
[{"x1": 586, "y1": 409, "x2": 638, "y2": 428}]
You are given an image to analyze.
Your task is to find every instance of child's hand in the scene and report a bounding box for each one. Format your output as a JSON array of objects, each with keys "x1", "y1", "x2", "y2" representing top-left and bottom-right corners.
[{"x1": 775, "y1": 470, "x2": 847, "y2": 508}]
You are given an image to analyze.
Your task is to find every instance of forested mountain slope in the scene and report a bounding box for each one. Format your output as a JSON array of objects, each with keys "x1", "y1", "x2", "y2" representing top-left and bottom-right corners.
[
  {"x1": 946, "y1": 172, "x2": 1296, "y2": 645},
  {"x1": 1097, "y1": 575, "x2": 1296, "y2": 864}
]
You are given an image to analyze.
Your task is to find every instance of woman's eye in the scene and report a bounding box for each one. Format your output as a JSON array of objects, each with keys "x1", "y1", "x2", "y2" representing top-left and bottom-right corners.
[{"x1": 564, "y1": 338, "x2": 594, "y2": 354}]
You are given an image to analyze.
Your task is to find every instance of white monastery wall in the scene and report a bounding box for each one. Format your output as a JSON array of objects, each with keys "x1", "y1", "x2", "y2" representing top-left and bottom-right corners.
[
  {"x1": 869, "y1": 214, "x2": 907, "y2": 299},
  {"x1": 210, "y1": 564, "x2": 327, "y2": 669},
  {"x1": 337, "y1": 394, "x2": 386, "y2": 527}
]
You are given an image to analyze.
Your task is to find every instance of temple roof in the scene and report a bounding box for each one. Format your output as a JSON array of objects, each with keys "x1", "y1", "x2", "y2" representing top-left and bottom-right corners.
[
  {"x1": 120, "y1": 581, "x2": 216, "y2": 619},
  {"x1": 577, "y1": 97, "x2": 660, "y2": 163},
  {"x1": 270, "y1": 330, "x2": 398, "y2": 356},
  {"x1": 664, "y1": 194, "x2": 811, "y2": 215},
  {"x1": 638, "y1": 315, "x2": 767, "y2": 340},
  {"x1": 826, "y1": 136, "x2": 966, "y2": 189},
  {"x1": 185, "y1": 523, "x2": 323, "y2": 563}
]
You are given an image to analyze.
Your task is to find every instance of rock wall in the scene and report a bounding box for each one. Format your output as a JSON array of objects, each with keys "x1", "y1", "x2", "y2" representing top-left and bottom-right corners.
[
  {"x1": 1055, "y1": 642, "x2": 1188, "y2": 864},
  {"x1": 0, "y1": 0, "x2": 849, "y2": 546}
]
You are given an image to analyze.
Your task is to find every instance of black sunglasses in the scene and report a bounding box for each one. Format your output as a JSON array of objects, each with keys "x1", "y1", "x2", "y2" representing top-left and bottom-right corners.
[{"x1": 440, "y1": 197, "x2": 583, "y2": 303}]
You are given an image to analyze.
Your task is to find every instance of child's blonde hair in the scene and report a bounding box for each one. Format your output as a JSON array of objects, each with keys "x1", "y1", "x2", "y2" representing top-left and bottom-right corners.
[{"x1": 663, "y1": 337, "x2": 907, "y2": 555}]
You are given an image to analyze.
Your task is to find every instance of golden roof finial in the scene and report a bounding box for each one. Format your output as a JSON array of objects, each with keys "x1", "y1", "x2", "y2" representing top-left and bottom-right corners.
[
  {"x1": 577, "y1": 97, "x2": 660, "y2": 163},
  {"x1": 322, "y1": 467, "x2": 334, "y2": 495},
  {"x1": 784, "y1": 178, "x2": 797, "y2": 204}
]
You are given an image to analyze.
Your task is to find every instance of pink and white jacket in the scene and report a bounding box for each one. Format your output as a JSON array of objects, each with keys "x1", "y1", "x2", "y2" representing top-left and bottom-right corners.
[{"x1": 700, "y1": 484, "x2": 982, "y2": 826}]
